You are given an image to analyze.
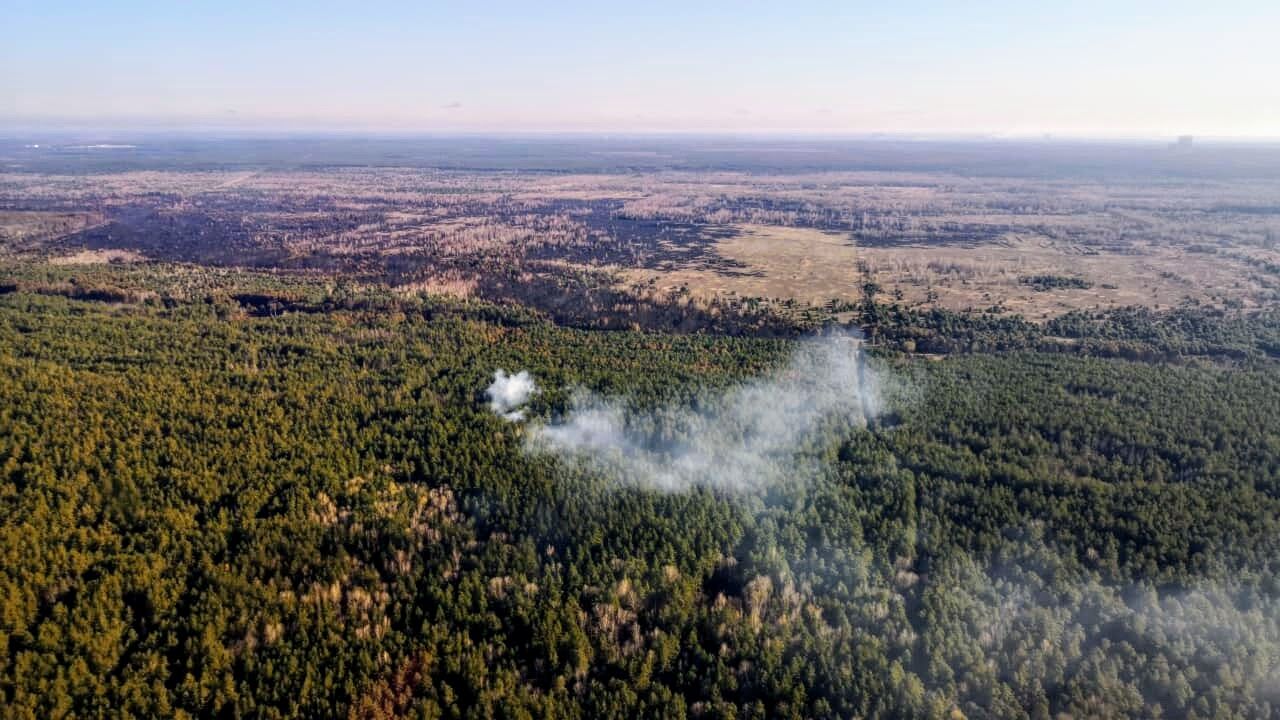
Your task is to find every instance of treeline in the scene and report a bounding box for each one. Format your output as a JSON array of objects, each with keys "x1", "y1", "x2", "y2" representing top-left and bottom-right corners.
[{"x1": 869, "y1": 302, "x2": 1280, "y2": 362}]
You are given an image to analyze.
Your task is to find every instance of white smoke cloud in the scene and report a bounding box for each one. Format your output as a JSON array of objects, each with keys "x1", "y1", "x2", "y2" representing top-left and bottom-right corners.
[
  {"x1": 491, "y1": 333, "x2": 883, "y2": 492},
  {"x1": 486, "y1": 369, "x2": 538, "y2": 421}
]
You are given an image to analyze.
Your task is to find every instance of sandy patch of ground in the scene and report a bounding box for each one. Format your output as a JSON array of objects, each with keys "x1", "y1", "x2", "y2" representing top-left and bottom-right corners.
[{"x1": 49, "y1": 248, "x2": 148, "y2": 265}]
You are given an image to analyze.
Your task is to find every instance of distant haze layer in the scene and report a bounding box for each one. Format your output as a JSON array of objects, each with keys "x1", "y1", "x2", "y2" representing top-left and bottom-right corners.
[{"x1": 1, "y1": 1, "x2": 1277, "y2": 137}]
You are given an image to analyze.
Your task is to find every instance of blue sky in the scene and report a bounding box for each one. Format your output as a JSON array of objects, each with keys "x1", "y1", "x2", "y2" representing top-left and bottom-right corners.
[{"x1": 2, "y1": 0, "x2": 1276, "y2": 136}]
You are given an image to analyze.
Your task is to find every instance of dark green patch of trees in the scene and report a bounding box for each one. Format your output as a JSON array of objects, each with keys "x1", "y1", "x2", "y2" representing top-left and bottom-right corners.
[{"x1": 1018, "y1": 275, "x2": 1094, "y2": 292}]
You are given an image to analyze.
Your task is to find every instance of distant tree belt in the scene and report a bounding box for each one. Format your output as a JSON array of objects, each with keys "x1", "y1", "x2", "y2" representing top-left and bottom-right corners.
[
  {"x1": 1, "y1": 276, "x2": 1279, "y2": 719},
  {"x1": 5, "y1": 261, "x2": 1278, "y2": 361},
  {"x1": 871, "y1": 302, "x2": 1280, "y2": 361}
]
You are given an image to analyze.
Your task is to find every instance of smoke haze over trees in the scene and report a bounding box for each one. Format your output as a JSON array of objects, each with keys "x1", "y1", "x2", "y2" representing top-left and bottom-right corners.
[{"x1": 507, "y1": 334, "x2": 884, "y2": 493}]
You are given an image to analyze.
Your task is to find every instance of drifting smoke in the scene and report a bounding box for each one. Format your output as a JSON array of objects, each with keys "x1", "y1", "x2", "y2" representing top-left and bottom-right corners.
[
  {"x1": 942, "y1": 538, "x2": 1280, "y2": 712},
  {"x1": 486, "y1": 369, "x2": 539, "y2": 422},
  {"x1": 492, "y1": 333, "x2": 883, "y2": 492}
]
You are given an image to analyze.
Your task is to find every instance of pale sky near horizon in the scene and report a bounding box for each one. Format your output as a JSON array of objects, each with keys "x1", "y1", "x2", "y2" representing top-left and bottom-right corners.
[{"x1": 2, "y1": 0, "x2": 1277, "y2": 137}]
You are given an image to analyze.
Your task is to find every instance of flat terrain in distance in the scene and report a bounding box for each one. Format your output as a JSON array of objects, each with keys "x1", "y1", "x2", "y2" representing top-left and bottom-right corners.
[{"x1": 3, "y1": 137, "x2": 1279, "y2": 326}]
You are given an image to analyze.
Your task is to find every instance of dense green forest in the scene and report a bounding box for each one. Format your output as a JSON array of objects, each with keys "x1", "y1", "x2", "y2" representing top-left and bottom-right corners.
[{"x1": 3, "y1": 269, "x2": 1280, "y2": 719}]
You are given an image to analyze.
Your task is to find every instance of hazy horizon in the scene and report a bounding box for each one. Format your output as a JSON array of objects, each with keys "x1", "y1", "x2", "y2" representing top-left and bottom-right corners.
[
  {"x1": 5, "y1": 126, "x2": 1280, "y2": 144},
  {"x1": 4, "y1": 1, "x2": 1277, "y2": 138}
]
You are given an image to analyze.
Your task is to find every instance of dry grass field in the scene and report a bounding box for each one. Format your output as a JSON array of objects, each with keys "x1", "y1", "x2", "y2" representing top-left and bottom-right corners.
[{"x1": 627, "y1": 223, "x2": 1280, "y2": 319}]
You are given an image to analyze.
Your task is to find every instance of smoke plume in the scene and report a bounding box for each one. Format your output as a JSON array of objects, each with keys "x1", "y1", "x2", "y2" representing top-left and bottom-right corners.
[
  {"x1": 493, "y1": 333, "x2": 883, "y2": 492},
  {"x1": 486, "y1": 369, "x2": 538, "y2": 421}
]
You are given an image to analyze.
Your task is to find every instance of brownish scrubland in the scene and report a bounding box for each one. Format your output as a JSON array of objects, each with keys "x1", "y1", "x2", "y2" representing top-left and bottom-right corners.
[{"x1": 3, "y1": 161, "x2": 1278, "y2": 329}]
